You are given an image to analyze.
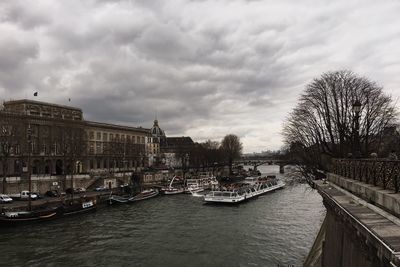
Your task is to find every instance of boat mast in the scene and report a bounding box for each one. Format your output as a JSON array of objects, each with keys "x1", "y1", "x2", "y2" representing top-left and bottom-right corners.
[
  {"x1": 168, "y1": 175, "x2": 176, "y2": 188},
  {"x1": 123, "y1": 136, "x2": 126, "y2": 180}
]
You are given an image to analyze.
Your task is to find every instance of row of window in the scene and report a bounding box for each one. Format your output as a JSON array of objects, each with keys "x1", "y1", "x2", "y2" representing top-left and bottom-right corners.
[
  {"x1": 88, "y1": 142, "x2": 145, "y2": 155},
  {"x1": 0, "y1": 142, "x2": 71, "y2": 156},
  {"x1": 0, "y1": 141, "x2": 147, "y2": 156},
  {"x1": 89, "y1": 158, "x2": 144, "y2": 169},
  {"x1": 0, "y1": 158, "x2": 146, "y2": 175},
  {"x1": 88, "y1": 131, "x2": 146, "y2": 144}
]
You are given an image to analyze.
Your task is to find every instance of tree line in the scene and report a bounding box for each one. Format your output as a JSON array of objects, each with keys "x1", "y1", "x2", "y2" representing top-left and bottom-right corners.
[{"x1": 186, "y1": 134, "x2": 243, "y2": 174}]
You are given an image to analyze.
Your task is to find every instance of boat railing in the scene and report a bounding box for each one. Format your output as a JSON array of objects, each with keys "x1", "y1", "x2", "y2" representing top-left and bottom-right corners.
[{"x1": 208, "y1": 191, "x2": 241, "y2": 197}]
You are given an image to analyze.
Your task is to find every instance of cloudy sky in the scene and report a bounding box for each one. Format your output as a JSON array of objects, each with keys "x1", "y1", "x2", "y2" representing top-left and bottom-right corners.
[{"x1": 0, "y1": 0, "x2": 399, "y2": 153}]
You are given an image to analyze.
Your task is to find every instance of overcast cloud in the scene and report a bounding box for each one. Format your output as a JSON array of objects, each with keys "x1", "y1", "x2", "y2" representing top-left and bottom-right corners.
[{"x1": 1, "y1": 0, "x2": 399, "y2": 152}]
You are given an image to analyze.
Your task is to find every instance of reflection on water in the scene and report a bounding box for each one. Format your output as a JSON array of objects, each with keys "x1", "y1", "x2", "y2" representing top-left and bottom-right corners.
[{"x1": 0, "y1": 165, "x2": 325, "y2": 267}]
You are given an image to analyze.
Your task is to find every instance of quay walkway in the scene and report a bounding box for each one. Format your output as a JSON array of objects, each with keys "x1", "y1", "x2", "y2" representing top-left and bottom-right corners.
[{"x1": 306, "y1": 158, "x2": 400, "y2": 267}]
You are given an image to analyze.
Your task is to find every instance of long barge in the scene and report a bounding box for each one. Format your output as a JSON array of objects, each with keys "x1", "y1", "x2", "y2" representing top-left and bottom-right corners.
[{"x1": 203, "y1": 176, "x2": 285, "y2": 204}]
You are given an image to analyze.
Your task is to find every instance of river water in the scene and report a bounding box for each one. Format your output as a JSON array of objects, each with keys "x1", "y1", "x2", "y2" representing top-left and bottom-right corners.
[{"x1": 0, "y1": 165, "x2": 325, "y2": 267}]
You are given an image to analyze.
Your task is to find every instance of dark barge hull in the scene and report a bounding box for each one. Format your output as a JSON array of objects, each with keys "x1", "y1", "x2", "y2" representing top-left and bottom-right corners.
[
  {"x1": 61, "y1": 205, "x2": 97, "y2": 216},
  {"x1": 108, "y1": 195, "x2": 130, "y2": 205},
  {"x1": 1, "y1": 200, "x2": 97, "y2": 226},
  {"x1": 0, "y1": 207, "x2": 61, "y2": 226}
]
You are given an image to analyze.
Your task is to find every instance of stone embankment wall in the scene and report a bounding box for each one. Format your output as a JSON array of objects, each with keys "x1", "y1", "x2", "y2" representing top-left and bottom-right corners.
[
  {"x1": 328, "y1": 173, "x2": 400, "y2": 217},
  {"x1": 0, "y1": 174, "x2": 132, "y2": 194}
]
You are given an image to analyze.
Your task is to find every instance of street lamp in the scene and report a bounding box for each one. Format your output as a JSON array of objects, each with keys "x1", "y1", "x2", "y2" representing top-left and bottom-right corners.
[
  {"x1": 27, "y1": 125, "x2": 32, "y2": 211},
  {"x1": 213, "y1": 162, "x2": 218, "y2": 177},
  {"x1": 353, "y1": 99, "x2": 362, "y2": 158}
]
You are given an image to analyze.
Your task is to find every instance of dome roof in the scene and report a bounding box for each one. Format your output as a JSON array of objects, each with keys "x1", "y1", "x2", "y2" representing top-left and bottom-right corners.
[{"x1": 150, "y1": 119, "x2": 165, "y2": 137}]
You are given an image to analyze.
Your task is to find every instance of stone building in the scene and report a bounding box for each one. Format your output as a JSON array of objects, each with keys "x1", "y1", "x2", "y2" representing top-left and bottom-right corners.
[
  {"x1": 161, "y1": 137, "x2": 194, "y2": 168},
  {"x1": 0, "y1": 99, "x2": 149, "y2": 180},
  {"x1": 146, "y1": 118, "x2": 195, "y2": 168}
]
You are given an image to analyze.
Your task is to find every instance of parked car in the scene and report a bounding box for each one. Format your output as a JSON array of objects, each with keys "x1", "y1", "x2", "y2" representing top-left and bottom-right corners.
[
  {"x1": 94, "y1": 186, "x2": 108, "y2": 192},
  {"x1": 45, "y1": 190, "x2": 60, "y2": 197},
  {"x1": 66, "y1": 188, "x2": 86, "y2": 194},
  {"x1": 9, "y1": 191, "x2": 38, "y2": 200},
  {"x1": 74, "y1": 187, "x2": 86, "y2": 193},
  {"x1": 0, "y1": 194, "x2": 13, "y2": 204},
  {"x1": 33, "y1": 192, "x2": 44, "y2": 199}
]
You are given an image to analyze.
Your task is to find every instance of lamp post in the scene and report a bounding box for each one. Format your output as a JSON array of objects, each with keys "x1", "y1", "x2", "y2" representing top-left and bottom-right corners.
[
  {"x1": 213, "y1": 162, "x2": 218, "y2": 177},
  {"x1": 27, "y1": 125, "x2": 32, "y2": 211},
  {"x1": 353, "y1": 99, "x2": 362, "y2": 158},
  {"x1": 185, "y1": 153, "x2": 189, "y2": 179}
]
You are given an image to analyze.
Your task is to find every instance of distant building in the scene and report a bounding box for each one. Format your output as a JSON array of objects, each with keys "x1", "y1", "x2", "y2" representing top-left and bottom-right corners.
[
  {"x1": 147, "y1": 119, "x2": 195, "y2": 169},
  {"x1": 161, "y1": 136, "x2": 194, "y2": 168},
  {"x1": 148, "y1": 119, "x2": 166, "y2": 166}
]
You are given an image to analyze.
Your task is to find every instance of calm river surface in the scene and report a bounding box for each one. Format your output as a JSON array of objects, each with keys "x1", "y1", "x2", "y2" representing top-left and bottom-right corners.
[{"x1": 0, "y1": 165, "x2": 325, "y2": 267}]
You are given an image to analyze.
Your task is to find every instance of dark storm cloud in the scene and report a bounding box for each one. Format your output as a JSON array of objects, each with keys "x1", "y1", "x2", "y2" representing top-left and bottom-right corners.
[{"x1": 1, "y1": 0, "x2": 400, "y2": 152}]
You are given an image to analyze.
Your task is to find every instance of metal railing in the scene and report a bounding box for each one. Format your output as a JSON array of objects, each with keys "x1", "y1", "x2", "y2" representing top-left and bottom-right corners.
[{"x1": 332, "y1": 159, "x2": 400, "y2": 193}]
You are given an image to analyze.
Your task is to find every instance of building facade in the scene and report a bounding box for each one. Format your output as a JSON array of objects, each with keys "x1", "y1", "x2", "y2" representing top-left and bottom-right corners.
[
  {"x1": 161, "y1": 137, "x2": 194, "y2": 168},
  {"x1": 0, "y1": 99, "x2": 149, "y2": 180},
  {"x1": 85, "y1": 121, "x2": 148, "y2": 173}
]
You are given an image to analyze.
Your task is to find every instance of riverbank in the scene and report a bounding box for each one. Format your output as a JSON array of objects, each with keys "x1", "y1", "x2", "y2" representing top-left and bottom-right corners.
[{"x1": 0, "y1": 191, "x2": 112, "y2": 211}]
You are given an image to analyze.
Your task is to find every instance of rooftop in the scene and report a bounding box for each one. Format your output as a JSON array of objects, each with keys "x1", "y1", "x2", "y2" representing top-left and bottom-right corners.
[{"x1": 4, "y1": 99, "x2": 82, "y2": 112}]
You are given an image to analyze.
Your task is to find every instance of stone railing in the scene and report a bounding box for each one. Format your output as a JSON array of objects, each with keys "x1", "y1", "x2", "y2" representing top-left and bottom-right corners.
[{"x1": 332, "y1": 158, "x2": 400, "y2": 193}]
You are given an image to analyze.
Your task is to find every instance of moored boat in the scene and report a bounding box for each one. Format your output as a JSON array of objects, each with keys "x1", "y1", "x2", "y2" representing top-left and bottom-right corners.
[
  {"x1": 185, "y1": 179, "x2": 205, "y2": 194},
  {"x1": 0, "y1": 206, "x2": 61, "y2": 225},
  {"x1": 185, "y1": 185, "x2": 205, "y2": 194},
  {"x1": 161, "y1": 176, "x2": 185, "y2": 195},
  {"x1": 162, "y1": 187, "x2": 185, "y2": 195},
  {"x1": 61, "y1": 198, "x2": 97, "y2": 216},
  {"x1": 108, "y1": 195, "x2": 130, "y2": 205},
  {"x1": 128, "y1": 189, "x2": 159, "y2": 202}
]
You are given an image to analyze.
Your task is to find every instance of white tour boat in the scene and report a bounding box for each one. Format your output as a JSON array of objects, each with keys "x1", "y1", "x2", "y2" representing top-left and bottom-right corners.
[
  {"x1": 161, "y1": 176, "x2": 185, "y2": 195},
  {"x1": 185, "y1": 179, "x2": 205, "y2": 194},
  {"x1": 203, "y1": 176, "x2": 285, "y2": 204}
]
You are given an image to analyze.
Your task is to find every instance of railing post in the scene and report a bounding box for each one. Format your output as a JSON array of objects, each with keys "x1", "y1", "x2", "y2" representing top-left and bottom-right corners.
[
  {"x1": 395, "y1": 161, "x2": 399, "y2": 193},
  {"x1": 382, "y1": 162, "x2": 387, "y2": 190},
  {"x1": 372, "y1": 162, "x2": 376, "y2": 186},
  {"x1": 388, "y1": 162, "x2": 396, "y2": 192}
]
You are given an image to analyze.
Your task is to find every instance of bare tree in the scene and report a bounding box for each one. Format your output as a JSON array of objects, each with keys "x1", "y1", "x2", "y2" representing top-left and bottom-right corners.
[
  {"x1": 221, "y1": 134, "x2": 243, "y2": 175},
  {"x1": 55, "y1": 123, "x2": 86, "y2": 192},
  {"x1": 189, "y1": 143, "x2": 206, "y2": 170},
  {"x1": 0, "y1": 116, "x2": 13, "y2": 193},
  {"x1": 283, "y1": 70, "x2": 398, "y2": 178},
  {"x1": 0, "y1": 113, "x2": 25, "y2": 193}
]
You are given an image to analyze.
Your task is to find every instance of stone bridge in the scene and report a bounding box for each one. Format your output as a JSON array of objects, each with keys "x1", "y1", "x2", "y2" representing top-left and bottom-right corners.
[
  {"x1": 235, "y1": 158, "x2": 294, "y2": 173},
  {"x1": 305, "y1": 159, "x2": 400, "y2": 267}
]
